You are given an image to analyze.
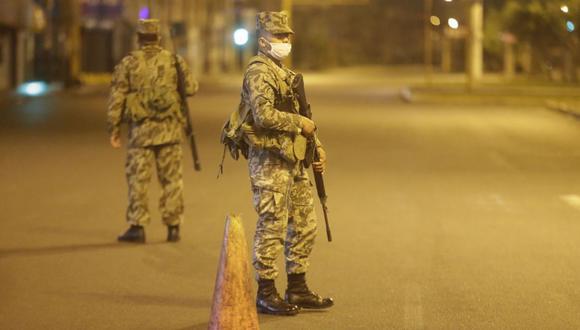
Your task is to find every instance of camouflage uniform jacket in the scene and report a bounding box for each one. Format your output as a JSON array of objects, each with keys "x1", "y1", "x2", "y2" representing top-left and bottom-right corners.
[
  {"x1": 107, "y1": 44, "x2": 198, "y2": 147},
  {"x1": 241, "y1": 52, "x2": 320, "y2": 163}
]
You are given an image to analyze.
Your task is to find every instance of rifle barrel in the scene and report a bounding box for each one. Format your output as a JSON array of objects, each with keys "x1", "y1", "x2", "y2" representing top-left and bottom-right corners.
[
  {"x1": 322, "y1": 205, "x2": 332, "y2": 242},
  {"x1": 293, "y1": 73, "x2": 332, "y2": 242}
]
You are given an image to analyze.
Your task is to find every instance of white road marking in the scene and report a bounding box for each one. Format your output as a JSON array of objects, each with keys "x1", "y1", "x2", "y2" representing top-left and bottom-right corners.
[
  {"x1": 403, "y1": 283, "x2": 424, "y2": 330},
  {"x1": 491, "y1": 194, "x2": 505, "y2": 206},
  {"x1": 560, "y1": 194, "x2": 580, "y2": 211},
  {"x1": 474, "y1": 193, "x2": 511, "y2": 211}
]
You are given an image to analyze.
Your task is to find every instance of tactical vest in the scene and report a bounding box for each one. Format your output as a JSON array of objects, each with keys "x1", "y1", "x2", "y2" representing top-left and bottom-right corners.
[{"x1": 220, "y1": 55, "x2": 299, "y2": 171}]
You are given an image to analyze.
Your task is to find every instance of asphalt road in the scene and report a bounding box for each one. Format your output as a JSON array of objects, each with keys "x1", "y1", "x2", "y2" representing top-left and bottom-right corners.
[{"x1": 1, "y1": 69, "x2": 580, "y2": 329}]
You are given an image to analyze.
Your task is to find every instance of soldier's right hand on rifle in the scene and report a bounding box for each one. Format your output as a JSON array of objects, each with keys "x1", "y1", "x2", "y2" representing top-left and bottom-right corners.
[
  {"x1": 300, "y1": 117, "x2": 316, "y2": 137},
  {"x1": 110, "y1": 133, "x2": 122, "y2": 148},
  {"x1": 313, "y1": 147, "x2": 327, "y2": 173}
]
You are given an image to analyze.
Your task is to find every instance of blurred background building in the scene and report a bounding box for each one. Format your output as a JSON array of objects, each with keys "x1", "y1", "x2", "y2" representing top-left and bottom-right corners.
[
  {"x1": 0, "y1": 0, "x2": 45, "y2": 89},
  {"x1": 2, "y1": 0, "x2": 580, "y2": 91}
]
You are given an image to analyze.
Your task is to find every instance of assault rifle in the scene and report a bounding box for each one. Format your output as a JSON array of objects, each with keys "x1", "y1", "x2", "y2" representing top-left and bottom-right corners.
[
  {"x1": 171, "y1": 30, "x2": 201, "y2": 171},
  {"x1": 292, "y1": 73, "x2": 332, "y2": 242}
]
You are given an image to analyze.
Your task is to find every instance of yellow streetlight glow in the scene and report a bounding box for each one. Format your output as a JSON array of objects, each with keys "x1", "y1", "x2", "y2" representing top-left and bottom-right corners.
[{"x1": 430, "y1": 15, "x2": 441, "y2": 26}]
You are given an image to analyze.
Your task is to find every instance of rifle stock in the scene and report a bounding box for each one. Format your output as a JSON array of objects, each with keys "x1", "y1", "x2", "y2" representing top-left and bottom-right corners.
[
  {"x1": 313, "y1": 149, "x2": 332, "y2": 242},
  {"x1": 185, "y1": 123, "x2": 201, "y2": 171},
  {"x1": 177, "y1": 65, "x2": 201, "y2": 171}
]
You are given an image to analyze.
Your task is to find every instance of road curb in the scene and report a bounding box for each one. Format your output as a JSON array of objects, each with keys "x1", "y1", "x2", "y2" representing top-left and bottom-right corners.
[{"x1": 545, "y1": 100, "x2": 580, "y2": 119}]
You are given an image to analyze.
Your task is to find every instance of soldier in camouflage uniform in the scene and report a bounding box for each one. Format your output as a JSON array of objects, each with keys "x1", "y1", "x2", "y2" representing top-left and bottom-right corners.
[
  {"x1": 240, "y1": 11, "x2": 334, "y2": 315},
  {"x1": 107, "y1": 19, "x2": 198, "y2": 243}
]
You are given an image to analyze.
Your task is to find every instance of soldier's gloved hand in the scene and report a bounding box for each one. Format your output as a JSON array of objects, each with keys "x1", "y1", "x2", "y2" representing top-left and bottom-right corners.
[
  {"x1": 300, "y1": 117, "x2": 316, "y2": 137},
  {"x1": 110, "y1": 134, "x2": 122, "y2": 149},
  {"x1": 313, "y1": 147, "x2": 327, "y2": 173}
]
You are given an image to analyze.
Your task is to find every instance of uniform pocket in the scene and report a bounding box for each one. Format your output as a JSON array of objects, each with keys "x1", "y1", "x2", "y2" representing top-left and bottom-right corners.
[{"x1": 253, "y1": 188, "x2": 286, "y2": 217}]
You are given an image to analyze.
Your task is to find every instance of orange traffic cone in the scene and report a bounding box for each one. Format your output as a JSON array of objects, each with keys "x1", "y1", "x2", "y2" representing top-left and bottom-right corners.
[{"x1": 208, "y1": 215, "x2": 259, "y2": 330}]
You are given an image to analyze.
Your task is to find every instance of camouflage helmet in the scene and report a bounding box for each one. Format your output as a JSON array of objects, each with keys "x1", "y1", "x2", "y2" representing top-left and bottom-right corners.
[
  {"x1": 137, "y1": 19, "x2": 160, "y2": 35},
  {"x1": 257, "y1": 11, "x2": 294, "y2": 35}
]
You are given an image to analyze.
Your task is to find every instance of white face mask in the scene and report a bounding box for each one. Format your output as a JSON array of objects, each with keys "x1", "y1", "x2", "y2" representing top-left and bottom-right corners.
[{"x1": 263, "y1": 39, "x2": 292, "y2": 60}]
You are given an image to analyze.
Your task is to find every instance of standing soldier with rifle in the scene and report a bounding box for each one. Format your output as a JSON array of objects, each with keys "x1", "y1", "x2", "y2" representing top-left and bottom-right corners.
[
  {"x1": 107, "y1": 19, "x2": 199, "y2": 243},
  {"x1": 221, "y1": 11, "x2": 333, "y2": 316}
]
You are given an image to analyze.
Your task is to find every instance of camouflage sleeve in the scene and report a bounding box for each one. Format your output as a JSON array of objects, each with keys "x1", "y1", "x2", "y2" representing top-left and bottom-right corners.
[
  {"x1": 177, "y1": 55, "x2": 199, "y2": 97},
  {"x1": 107, "y1": 57, "x2": 130, "y2": 136},
  {"x1": 245, "y1": 67, "x2": 301, "y2": 133}
]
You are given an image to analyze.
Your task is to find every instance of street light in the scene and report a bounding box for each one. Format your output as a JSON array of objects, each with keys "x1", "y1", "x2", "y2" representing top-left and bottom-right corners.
[
  {"x1": 233, "y1": 28, "x2": 249, "y2": 46},
  {"x1": 448, "y1": 18, "x2": 459, "y2": 29},
  {"x1": 430, "y1": 16, "x2": 441, "y2": 26},
  {"x1": 18, "y1": 81, "x2": 49, "y2": 97},
  {"x1": 424, "y1": 0, "x2": 458, "y2": 84},
  {"x1": 561, "y1": 5, "x2": 570, "y2": 13}
]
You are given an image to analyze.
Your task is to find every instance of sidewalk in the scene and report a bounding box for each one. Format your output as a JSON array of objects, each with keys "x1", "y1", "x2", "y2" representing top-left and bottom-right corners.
[
  {"x1": 10, "y1": 66, "x2": 580, "y2": 111},
  {"x1": 408, "y1": 73, "x2": 580, "y2": 107},
  {"x1": 545, "y1": 99, "x2": 580, "y2": 118}
]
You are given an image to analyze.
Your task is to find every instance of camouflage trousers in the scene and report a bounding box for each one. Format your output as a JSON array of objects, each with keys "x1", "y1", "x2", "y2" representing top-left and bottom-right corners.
[
  {"x1": 249, "y1": 148, "x2": 317, "y2": 280},
  {"x1": 125, "y1": 143, "x2": 184, "y2": 226}
]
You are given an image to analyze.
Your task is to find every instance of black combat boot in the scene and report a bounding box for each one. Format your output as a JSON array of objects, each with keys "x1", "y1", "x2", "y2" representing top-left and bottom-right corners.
[
  {"x1": 117, "y1": 225, "x2": 145, "y2": 243},
  {"x1": 285, "y1": 273, "x2": 334, "y2": 309},
  {"x1": 256, "y1": 278, "x2": 300, "y2": 316},
  {"x1": 167, "y1": 225, "x2": 180, "y2": 242}
]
